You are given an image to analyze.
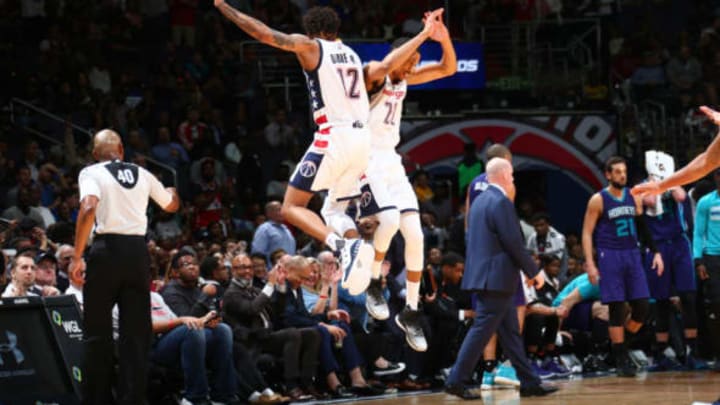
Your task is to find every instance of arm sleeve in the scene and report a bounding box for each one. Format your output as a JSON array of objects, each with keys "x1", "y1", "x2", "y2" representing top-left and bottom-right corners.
[
  {"x1": 494, "y1": 198, "x2": 539, "y2": 278},
  {"x1": 694, "y1": 197, "x2": 709, "y2": 260},
  {"x1": 145, "y1": 168, "x2": 173, "y2": 208},
  {"x1": 78, "y1": 168, "x2": 102, "y2": 200},
  {"x1": 634, "y1": 215, "x2": 658, "y2": 253}
]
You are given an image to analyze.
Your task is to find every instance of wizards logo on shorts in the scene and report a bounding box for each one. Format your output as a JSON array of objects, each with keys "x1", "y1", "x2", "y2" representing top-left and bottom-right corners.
[{"x1": 290, "y1": 152, "x2": 324, "y2": 192}]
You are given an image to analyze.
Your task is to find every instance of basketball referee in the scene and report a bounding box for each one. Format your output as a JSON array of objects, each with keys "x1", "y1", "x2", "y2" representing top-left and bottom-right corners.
[{"x1": 70, "y1": 129, "x2": 179, "y2": 405}]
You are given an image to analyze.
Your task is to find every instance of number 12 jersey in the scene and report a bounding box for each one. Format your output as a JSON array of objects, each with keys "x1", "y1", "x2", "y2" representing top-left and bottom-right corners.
[{"x1": 304, "y1": 38, "x2": 369, "y2": 129}]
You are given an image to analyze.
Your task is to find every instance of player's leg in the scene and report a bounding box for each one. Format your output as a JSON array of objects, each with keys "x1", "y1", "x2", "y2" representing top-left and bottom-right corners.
[
  {"x1": 598, "y1": 249, "x2": 634, "y2": 376},
  {"x1": 644, "y1": 243, "x2": 679, "y2": 370},
  {"x1": 674, "y1": 237, "x2": 706, "y2": 368},
  {"x1": 395, "y1": 210, "x2": 427, "y2": 351},
  {"x1": 283, "y1": 185, "x2": 335, "y2": 243},
  {"x1": 286, "y1": 136, "x2": 372, "y2": 294},
  {"x1": 480, "y1": 334, "x2": 499, "y2": 389},
  {"x1": 355, "y1": 173, "x2": 399, "y2": 321},
  {"x1": 703, "y1": 254, "x2": 720, "y2": 369}
]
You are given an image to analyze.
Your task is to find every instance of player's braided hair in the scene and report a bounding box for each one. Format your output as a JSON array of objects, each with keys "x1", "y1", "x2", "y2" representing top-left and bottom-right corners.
[{"x1": 302, "y1": 7, "x2": 340, "y2": 38}]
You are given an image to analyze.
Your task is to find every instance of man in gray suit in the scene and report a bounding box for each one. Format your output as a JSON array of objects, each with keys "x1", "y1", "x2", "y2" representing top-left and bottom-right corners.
[{"x1": 445, "y1": 158, "x2": 557, "y2": 400}]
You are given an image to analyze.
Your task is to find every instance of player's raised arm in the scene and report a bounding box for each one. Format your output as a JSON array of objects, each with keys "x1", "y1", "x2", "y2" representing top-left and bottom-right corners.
[
  {"x1": 406, "y1": 14, "x2": 457, "y2": 85},
  {"x1": 214, "y1": 0, "x2": 317, "y2": 56},
  {"x1": 633, "y1": 105, "x2": 720, "y2": 196},
  {"x1": 363, "y1": 8, "x2": 443, "y2": 91}
]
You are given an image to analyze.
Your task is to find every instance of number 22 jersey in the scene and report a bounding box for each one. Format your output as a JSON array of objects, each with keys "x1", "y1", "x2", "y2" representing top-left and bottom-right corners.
[{"x1": 368, "y1": 77, "x2": 407, "y2": 151}]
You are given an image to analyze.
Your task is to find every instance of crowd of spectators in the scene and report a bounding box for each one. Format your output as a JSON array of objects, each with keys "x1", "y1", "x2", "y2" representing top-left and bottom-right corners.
[{"x1": 2, "y1": 0, "x2": 720, "y2": 403}]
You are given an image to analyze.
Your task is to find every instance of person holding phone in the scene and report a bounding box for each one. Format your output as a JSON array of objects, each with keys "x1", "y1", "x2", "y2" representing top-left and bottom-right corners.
[{"x1": 159, "y1": 249, "x2": 240, "y2": 404}]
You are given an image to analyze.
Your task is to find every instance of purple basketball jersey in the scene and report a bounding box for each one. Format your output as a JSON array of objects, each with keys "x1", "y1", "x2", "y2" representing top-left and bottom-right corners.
[
  {"x1": 645, "y1": 195, "x2": 686, "y2": 241},
  {"x1": 468, "y1": 173, "x2": 488, "y2": 206},
  {"x1": 594, "y1": 188, "x2": 638, "y2": 250}
]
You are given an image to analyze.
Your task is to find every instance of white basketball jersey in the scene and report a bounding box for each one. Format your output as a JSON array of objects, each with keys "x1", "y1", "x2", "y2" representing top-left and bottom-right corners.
[
  {"x1": 78, "y1": 160, "x2": 173, "y2": 235},
  {"x1": 368, "y1": 77, "x2": 407, "y2": 150},
  {"x1": 304, "y1": 38, "x2": 369, "y2": 129}
]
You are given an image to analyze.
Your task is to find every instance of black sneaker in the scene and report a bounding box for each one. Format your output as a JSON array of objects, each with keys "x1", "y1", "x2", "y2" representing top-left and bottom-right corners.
[
  {"x1": 394, "y1": 306, "x2": 428, "y2": 352},
  {"x1": 366, "y1": 278, "x2": 389, "y2": 320},
  {"x1": 617, "y1": 354, "x2": 637, "y2": 377}
]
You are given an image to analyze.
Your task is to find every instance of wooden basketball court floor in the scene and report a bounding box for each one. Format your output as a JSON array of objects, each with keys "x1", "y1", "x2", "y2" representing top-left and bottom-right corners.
[{"x1": 321, "y1": 371, "x2": 720, "y2": 405}]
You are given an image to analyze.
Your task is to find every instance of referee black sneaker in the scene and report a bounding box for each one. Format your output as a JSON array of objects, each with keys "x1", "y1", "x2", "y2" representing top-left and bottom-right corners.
[
  {"x1": 395, "y1": 306, "x2": 428, "y2": 352},
  {"x1": 334, "y1": 238, "x2": 374, "y2": 295},
  {"x1": 366, "y1": 277, "x2": 389, "y2": 320}
]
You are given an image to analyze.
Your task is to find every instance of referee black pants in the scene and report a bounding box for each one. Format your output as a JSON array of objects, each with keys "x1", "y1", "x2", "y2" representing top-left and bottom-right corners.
[{"x1": 82, "y1": 234, "x2": 151, "y2": 405}]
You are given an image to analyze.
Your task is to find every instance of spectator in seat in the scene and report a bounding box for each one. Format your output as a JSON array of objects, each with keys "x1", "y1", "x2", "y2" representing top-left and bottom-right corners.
[
  {"x1": 34, "y1": 251, "x2": 58, "y2": 288},
  {"x1": 1, "y1": 255, "x2": 59, "y2": 297},
  {"x1": 524, "y1": 255, "x2": 570, "y2": 379},
  {"x1": 55, "y1": 244, "x2": 74, "y2": 292},
  {"x1": 251, "y1": 201, "x2": 296, "y2": 263},
  {"x1": 138, "y1": 291, "x2": 242, "y2": 405},
  {"x1": 2, "y1": 186, "x2": 46, "y2": 228},
  {"x1": 250, "y1": 253, "x2": 269, "y2": 288},
  {"x1": 161, "y1": 249, "x2": 219, "y2": 318},
  {"x1": 280, "y1": 255, "x2": 382, "y2": 398},
  {"x1": 423, "y1": 252, "x2": 473, "y2": 378},
  {"x1": 526, "y1": 213, "x2": 566, "y2": 259},
  {"x1": 151, "y1": 126, "x2": 190, "y2": 170},
  {"x1": 200, "y1": 254, "x2": 230, "y2": 298},
  {"x1": 223, "y1": 253, "x2": 321, "y2": 401},
  {"x1": 178, "y1": 106, "x2": 209, "y2": 159},
  {"x1": 158, "y1": 249, "x2": 237, "y2": 403}
]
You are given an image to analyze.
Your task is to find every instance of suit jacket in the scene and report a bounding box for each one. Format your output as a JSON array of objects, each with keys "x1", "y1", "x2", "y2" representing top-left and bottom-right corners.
[
  {"x1": 462, "y1": 185, "x2": 538, "y2": 293},
  {"x1": 279, "y1": 282, "x2": 323, "y2": 329},
  {"x1": 222, "y1": 279, "x2": 285, "y2": 343}
]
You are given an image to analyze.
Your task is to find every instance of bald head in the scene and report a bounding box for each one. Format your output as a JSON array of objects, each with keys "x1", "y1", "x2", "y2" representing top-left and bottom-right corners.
[
  {"x1": 93, "y1": 129, "x2": 124, "y2": 161},
  {"x1": 486, "y1": 158, "x2": 515, "y2": 200}
]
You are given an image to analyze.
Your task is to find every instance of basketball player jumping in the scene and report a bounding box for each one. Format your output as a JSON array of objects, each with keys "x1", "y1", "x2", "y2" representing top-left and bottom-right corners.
[
  {"x1": 321, "y1": 13, "x2": 456, "y2": 352},
  {"x1": 582, "y1": 156, "x2": 663, "y2": 377},
  {"x1": 214, "y1": 1, "x2": 440, "y2": 293}
]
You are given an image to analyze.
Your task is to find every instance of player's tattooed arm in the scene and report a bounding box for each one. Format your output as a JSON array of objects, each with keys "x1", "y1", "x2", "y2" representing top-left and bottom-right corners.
[{"x1": 214, "y1": 0, "x2": 316, "y2": 53}]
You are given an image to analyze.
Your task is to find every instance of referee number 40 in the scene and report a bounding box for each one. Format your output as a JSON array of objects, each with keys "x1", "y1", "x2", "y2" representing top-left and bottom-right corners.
[{"x1": 116, "y1": 168, "x2": 135, "y2": 185}]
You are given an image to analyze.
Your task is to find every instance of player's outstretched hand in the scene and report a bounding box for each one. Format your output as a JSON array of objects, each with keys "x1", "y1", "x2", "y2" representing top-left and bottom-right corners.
[
  {"x1": 631, "y1": 180, "x2": 663, "y2": 198},
  {"x1": 652, "y1": 252, "x2": 664, "y2": 277},
  {"x1": 700, "y1": 105, "x2": 720, "y2": 126},
  {"x1": 213, "y1": 0, "x2": 225, "y2": 7}
]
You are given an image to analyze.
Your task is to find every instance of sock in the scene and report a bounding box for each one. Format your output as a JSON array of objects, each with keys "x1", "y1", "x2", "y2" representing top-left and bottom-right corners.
[
  {"x1": 406, "y1": 280, "x2": 420, "y2": 310},
  {"x1": 685, "y1": 337, "x2": 697, "y2": 356},
  {"x1": 371, "y1": 260, "x2": 382, "y2": 279},
  {"x1": 325, "y1": 233, "x2": 342, "y2": 250},
  {"x1": 484, "y1": 360, "x2": 498, "y2": 372},
  {"x1": 262, "y1": 388, "x2": 275, "y2": 396},
  {"x1": 249, "y1": 392, "x2": 261, "y2": 402},
  {"x1": 612, "y1": 343, "x2": 626, "y2": 364}
]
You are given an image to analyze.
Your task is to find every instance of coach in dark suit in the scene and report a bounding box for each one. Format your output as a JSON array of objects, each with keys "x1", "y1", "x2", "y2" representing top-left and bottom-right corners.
[{"x1": 445, "y1": 158, "x2": 557, "y2": 400}]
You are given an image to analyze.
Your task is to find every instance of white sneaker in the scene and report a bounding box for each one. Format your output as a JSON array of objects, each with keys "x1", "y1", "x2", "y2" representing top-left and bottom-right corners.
[
  {"x1": 337, "y1": 238, "x2": 374, "y2": 295},
  {"x1": 365, "y1": 278, "x2": 390, "y2": 320}
]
